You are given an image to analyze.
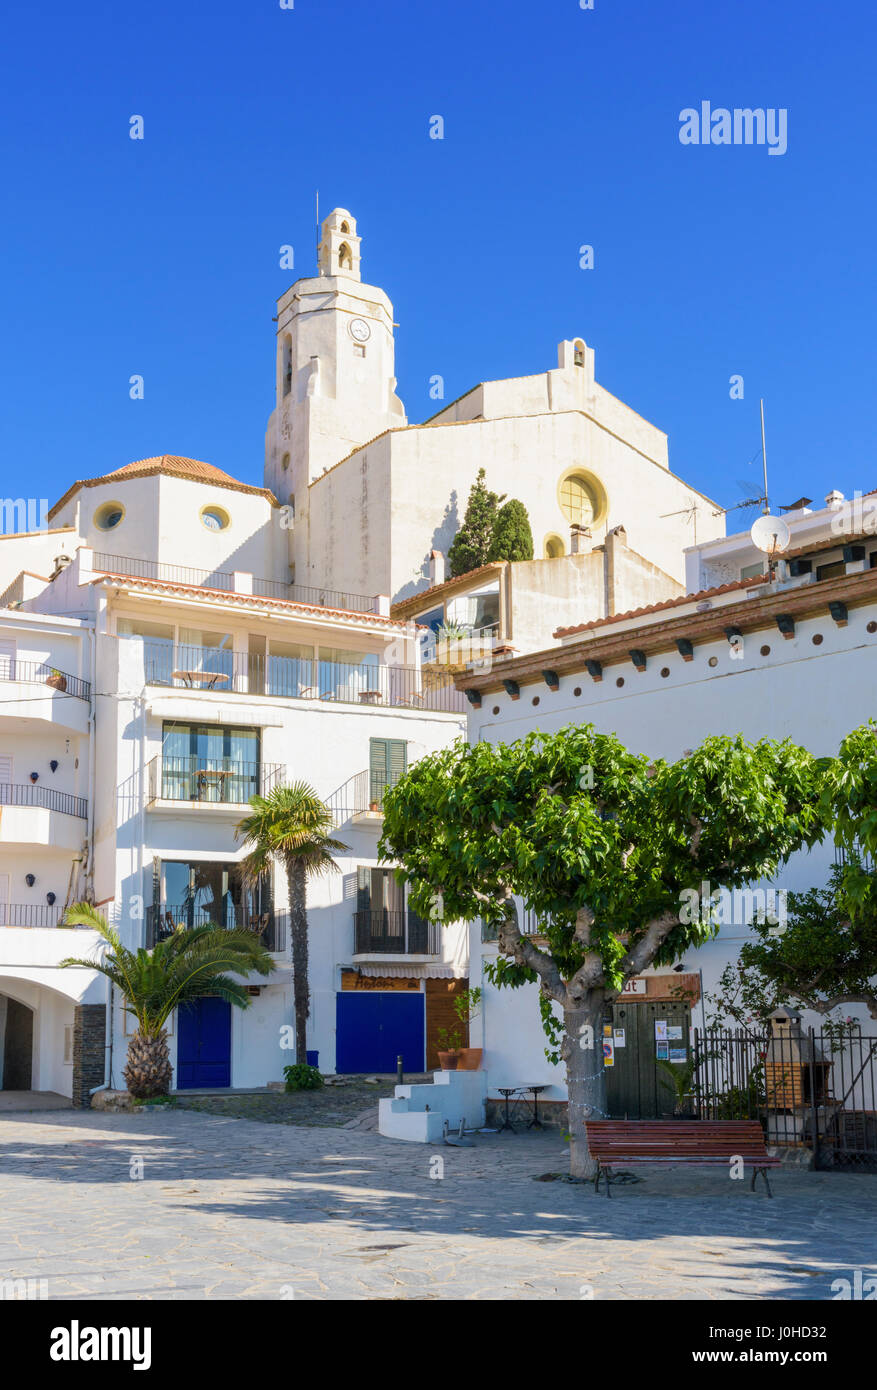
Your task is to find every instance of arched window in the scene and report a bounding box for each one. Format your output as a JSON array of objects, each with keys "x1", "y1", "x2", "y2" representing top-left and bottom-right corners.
[
  {"x1": 339, "y1": 221, "x2": 350, "y2": 234},
  {"x1": 281, "y1": 453, "x2": 290, "y2": 472},
  {"x1": 545, "y1": 535, "x2": 565, "y2": 559},
  {"x1": 574, "y1": 340, "x2": 585, "y2": 367},
  {"x1": 282, "y1": 337, "x2": 292, "y2": 396},
  {"x1": 338, "y1": 242, "x2": 353, "y2": 271},
  {"x1": 559, "y1": 474, "x2": 597, "y2": 525}
]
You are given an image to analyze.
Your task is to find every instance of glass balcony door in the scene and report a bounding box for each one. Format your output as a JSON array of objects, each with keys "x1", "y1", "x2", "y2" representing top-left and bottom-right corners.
[{"x1": 161, "y1": 722, "x2": 260, "y2": 803}]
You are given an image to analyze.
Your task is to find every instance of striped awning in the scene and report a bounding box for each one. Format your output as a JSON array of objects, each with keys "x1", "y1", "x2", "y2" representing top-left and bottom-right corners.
[{"x1": 352, "y1": 962, "x2": 464, "y2": 980}]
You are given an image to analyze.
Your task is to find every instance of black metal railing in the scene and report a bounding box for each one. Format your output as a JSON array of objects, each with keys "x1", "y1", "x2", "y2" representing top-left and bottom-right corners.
[
  {"x1": 481, "y1": 905, "x2": 553, "y2": 942},
  {"x1": 135, "y1": 641, "x2": 466, "y2": 713},
  {"x1": 692, "y1": 1026, "x2": 877, "y2": 1170},
  {"x1": 147, "y1": 756, "x2": 284, "y2": 805},
  {"x1": 0, "y1": 902, "x2": 64, "y2": 927},
  {"x1": 0, "y1": 658, "x2": 90, "y2": 701},
  {"x1": 353, "y1": 909, "x2": 440, "y2": 955},
  {"x1": 0, "y1": 782, "x2": 87, "y2": 818},
  {"x1": 145, "y1": 903, "x2": 285, "y2": 952},
  {"x1": 94, "y1": 552, "x2": 377, "y2": 614}
]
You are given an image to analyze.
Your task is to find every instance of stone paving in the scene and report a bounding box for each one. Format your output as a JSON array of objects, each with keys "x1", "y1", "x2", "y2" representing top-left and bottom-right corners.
[{"x1": 0, "y1": 1107, "x2": 874, "y2": 1300}]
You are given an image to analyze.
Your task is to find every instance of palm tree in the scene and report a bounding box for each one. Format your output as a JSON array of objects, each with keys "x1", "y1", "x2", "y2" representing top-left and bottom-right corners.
[
  {"x1": 236, "y1": 782, "x2": 347, "y2": 1064},
  {"x1": 60, "y1": 903, "x2": 275, "y2": 1098}
]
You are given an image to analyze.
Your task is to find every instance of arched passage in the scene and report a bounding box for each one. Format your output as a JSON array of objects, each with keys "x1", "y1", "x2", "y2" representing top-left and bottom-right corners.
[{"x1": 0, "y1": 992, "x2": 34, "y2": 1089}]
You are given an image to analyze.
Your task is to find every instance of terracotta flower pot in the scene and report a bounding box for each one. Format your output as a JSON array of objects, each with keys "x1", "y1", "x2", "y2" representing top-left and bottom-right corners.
[
  {"x1": 456, "y1": 1048, "x2": 483, "y2": 1071},
  {"x1": 46, "y1": 674, "x2": 67, "y2": 692},
  {"x1": 437, "y1": 1051, "x2": 459, "y2": 1071}
]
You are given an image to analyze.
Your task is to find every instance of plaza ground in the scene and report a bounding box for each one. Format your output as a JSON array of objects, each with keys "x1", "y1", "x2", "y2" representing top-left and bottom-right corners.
[{"x1": 1, "y1": 1105, "x2": 875, "y2": 1300}]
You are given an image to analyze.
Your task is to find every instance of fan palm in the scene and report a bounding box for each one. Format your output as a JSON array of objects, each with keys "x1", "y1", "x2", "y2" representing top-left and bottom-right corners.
[
  {"x1": 236, "y1": 782, "x2": 347, "y2": 1064},
  {"x1": 60, "y1": 903, "x2": 275, "y2": 1098}
]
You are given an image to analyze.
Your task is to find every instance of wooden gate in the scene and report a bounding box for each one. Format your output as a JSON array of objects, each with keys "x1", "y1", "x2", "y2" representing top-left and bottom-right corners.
[{"x1": 604, "y1": 998, "x2": 692, "y2": 1119}]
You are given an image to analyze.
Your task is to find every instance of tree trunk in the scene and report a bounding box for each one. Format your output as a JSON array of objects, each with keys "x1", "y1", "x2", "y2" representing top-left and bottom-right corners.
[
  {"x1": 287, "y1": 858, "x2": 309, "y2": 1064},
  {"x1": 124, "y1": 1029, "x2": 172, "y2": 1098},
  {"x1": 561, "y1": 996, "x2": 608, "y2": 1180}
]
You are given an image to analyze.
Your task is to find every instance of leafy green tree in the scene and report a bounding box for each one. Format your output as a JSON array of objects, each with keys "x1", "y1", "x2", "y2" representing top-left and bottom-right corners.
[
  {"x1": 60, "y1": 905, "x2": 275, "y2": 1098},
  {"x1": 379, "y1": 725, "x2": 828, "y2": 1178},
  {"x1": 236, "y1": 783, "x2": 347, "y2": 1064},
  {"x1": 487, "y1": 498, "x2": 534, "y2": 564},
  {"x1": 447, "y1": 468, "x2": 505, "y2": 577},
  {"x1": 738, "y1": 864, "x2": 877, "y2": 1021}
]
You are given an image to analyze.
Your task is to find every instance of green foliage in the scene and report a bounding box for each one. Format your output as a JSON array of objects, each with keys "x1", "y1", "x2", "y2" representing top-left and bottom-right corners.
[
  {"x1": 701, "y1": 959, "x2": 787, "y2": 1030},
  {"x1": 453, "y1": 986, "x2": 482, "y2": 1025},
  {"x1": 739, "y1": 862, "x2": 877, "y2": 1019},
  {"x1": 235, "y1": 782, "x2": 347, "y2": 886},
  {"x1": 486, "y1": 499, "x2": 534, "y2": 564},
  {"x1": 283, "y1": 1063, "x2": 324, "y2": 1092},
  {"x1": 447, "y1": 469, "x2": 505, "y2": 576},
  {"x1": 436, "y1": 1026, "x2": 462, "y2": 1052},
  {"x1": 708, "y1": 1060, "x2": 767, "y2": 1121},
  {"x1": 655, "y1": 1057, "x2": 700, "y2": 1111},
  {"x1": 381, "y1": 725, "x2": 827, "y2": 995},
  {"x1": 60, "y1": 903, "x2": 275, "y2": 1037}
]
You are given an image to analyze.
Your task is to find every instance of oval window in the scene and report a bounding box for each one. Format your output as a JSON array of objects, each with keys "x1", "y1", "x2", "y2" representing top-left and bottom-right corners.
[
  {"x1": 200, "y1": 506, "x2": 230, "y2": 532},
  {"x1": 95, "y1": 502, "x2": 125, "y2": 531}
]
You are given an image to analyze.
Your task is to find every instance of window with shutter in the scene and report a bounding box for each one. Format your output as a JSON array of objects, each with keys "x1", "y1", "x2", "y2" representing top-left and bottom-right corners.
[{"x1": 369, "y1": 738, "x2": 407, "y2": 807}]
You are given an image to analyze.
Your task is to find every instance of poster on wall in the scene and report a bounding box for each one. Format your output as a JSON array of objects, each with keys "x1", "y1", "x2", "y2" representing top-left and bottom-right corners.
[
  {"x1": 656, "y1": 1041, "x2": 669, "y2": 1060},
  {"x1": 667, "y1": 1024, "x2": 683, "y2": 1041},
  {"x1": 669, "y1": 1047, "x2": 687, "y2": 1063},
  {"x1": 614, "y1": 1028, "x2": 626, "y2": 1047},
  {"x1": 654, "y1": 1020, "x2": 668, "y2": 1041},
  {"x1": 603, "y1": 1038, "x2": 615, "y2": 1067}
]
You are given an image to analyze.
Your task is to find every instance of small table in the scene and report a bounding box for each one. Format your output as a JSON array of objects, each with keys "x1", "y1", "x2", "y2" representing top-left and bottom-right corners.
[
  {"x1": 173, "y1": 670, "x2": 230, "y2": 690},
  {"x1": 358, "y1": 690, "x2": 383, "y2": 705},
  {"x1": 495, "y1": 1084, "x2": 549, "y2": 1132},
  {"x1": 195, "y1": 768, "x2": 230, "y2": 801}
]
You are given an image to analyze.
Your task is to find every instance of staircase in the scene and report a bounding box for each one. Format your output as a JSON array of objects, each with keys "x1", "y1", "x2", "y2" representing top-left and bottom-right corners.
[{"x1": 378, "y1": 1069, "x2": 486, "y2": 1143}]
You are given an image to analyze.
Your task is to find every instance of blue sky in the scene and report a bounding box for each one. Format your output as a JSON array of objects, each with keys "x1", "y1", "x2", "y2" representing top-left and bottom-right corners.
[{"x1": 2, "y1": 0, "x2": 875, "y2": 522}]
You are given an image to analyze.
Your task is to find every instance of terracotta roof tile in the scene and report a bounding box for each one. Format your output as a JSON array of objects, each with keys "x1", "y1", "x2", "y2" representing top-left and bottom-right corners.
[
  {"x1": 553, "y1": 575, "x2": 768, "y2": 638},
  {"x1": 48, "y1": 456, "x2": 277, "y2": 520},
  {"x1": 391, "y1": 562, "x2": 506, "y2": 618},
  {"x1": 93, "y1": 572, "x2": 409, "y2": 628}
]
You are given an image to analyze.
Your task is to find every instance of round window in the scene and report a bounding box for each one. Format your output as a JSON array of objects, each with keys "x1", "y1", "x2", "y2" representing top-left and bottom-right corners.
[
  {"x1": 200, "y1": 506, "x2": 230, "y2": 532},
  {"x1": 559, "y1": 473, "x2": 601, "y2": 526},
  {"x1": 95, "y1": 502, "x2": 125, "y2": 531}
]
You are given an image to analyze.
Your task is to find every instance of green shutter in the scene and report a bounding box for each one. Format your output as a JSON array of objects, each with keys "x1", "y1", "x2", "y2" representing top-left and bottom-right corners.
[
  {"x1": 369, "y1": 738, "x2": 407, "y2": 805},
  {"x1": 356, "y1": 865, "x2": 371, "y2": 912}
]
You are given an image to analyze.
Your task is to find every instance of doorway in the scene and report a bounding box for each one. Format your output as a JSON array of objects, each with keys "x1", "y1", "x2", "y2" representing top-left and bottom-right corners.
[
  {"x1": 176, "y1": 997, "x2": 232, "y2": 1089},
  {"x1": 0, "y1": 994, "x2": 34, "y2": 1089}
]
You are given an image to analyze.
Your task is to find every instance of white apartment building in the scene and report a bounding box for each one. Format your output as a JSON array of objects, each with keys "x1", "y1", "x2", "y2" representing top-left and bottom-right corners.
[
  {"x1": 0, "y1": 456, "x2": 467, "y2": 1101},
  {"x1": 455, "y1": 492, "x2": 877, "y2": 1118}
]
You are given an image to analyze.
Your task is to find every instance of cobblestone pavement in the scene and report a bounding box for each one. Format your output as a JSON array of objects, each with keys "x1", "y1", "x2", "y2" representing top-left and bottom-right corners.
[{"x1": 0, "y1": 1108, "x2": 874, "y2": 1300}]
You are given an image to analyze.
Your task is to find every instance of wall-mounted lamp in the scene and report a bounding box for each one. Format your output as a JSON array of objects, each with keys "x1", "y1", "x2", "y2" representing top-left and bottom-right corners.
[
  {"x1": 46, "y1": 892, "x2": 56, "y2": 906},
  {"x1": 49, "y1": 760, "x2": 59, "y2": 773},
  {"x1": 25, "y1": 874, "x2": 36, "y2": 887},
  {"x1": 29, "y1": 771, "x2": 39, "y2": 783}
]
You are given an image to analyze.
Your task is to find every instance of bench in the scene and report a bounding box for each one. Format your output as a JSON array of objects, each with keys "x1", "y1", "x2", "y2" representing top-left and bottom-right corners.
[{"x1": 584, "y1": 1120, "x2": 781, "y2": 1197}]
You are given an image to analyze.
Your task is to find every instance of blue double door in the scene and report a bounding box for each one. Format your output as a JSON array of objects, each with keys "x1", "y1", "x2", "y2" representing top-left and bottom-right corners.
[
  {"x1": 176, "y1": 997, "x2": 232, "y2": 1089},
  {"x1": 336, "y1": 992, "x2": 425, "y2": 1073}
]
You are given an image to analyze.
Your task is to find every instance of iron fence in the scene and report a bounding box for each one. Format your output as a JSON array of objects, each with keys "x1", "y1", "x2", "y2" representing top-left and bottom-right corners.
[
  {"x1": 146, "y1": 903, "x2": 285, "y2": 952},
  {"x1": 0, "y1": 658, "x2": 90, "y2": 700},
  {"x1": 0, "y1": 902, "x2": 64, "y2": 927},
  {"x1": 353, "y1": 909, "x2": 440, "y2": 955},
  {"x1": 135, "y1": 641, "x2": 466, "y2": 712},
  {"x1": 693, "y1": 1026, "x2": 877, "y2": 1170},
  {"x1": 0, "y1": 782, "x2": 87, "y2": 818},
  {"x1": 147, "y1": 755, "x2": 284, "y2": 805},
  {"x1": 95, "y1": 552, "x2": 377, "y2": 613}
]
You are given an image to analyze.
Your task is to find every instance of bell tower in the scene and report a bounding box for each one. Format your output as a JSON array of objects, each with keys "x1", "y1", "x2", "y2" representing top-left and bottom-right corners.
[{"x1": 264, "y1": 208, "x2": 406, "y2": 582}]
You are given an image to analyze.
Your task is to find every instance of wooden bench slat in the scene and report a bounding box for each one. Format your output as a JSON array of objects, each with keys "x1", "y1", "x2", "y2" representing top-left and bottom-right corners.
[{"x1": 583, "y1": 1120, "x2": 779, "y2": 1194}]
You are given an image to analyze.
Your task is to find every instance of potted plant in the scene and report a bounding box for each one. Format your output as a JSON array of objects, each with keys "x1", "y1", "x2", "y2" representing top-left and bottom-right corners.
[
  {"x1": 436, "y1": 1026, "x2": 462, "y2": 1070},
  {"x1": 453, "y1": 986, "x2": 484, "y2": 1070},
  {"x1": 369, "y1": 799, "x2": 380, "y2": 813},
  {"x1": 656, "y1": 1057, "x2": 700, "y2": 1119},
  {"x1": 45, "y1": 667, "x2": 67, "y2": 692}
]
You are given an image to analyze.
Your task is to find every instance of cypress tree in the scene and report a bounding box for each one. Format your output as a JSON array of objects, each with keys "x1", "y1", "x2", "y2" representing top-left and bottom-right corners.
[
  {"x1": 487, "y1": 498, "x2": 534, "y2": 563},
  {"x1": 447, "y1": 468, "x2": 506, "y2": 576}
]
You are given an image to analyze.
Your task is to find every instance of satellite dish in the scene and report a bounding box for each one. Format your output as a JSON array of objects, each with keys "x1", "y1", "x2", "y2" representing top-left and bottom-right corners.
[{"x1": 750, "y1": 514, "x2": 791, "y2": 556}]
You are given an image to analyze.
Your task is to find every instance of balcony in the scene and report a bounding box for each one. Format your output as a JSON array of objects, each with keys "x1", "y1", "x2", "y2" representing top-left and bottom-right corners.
[
  {"x1": 94, "y1": 552, "x2": 378, "y2": 615},
  {"x1": 146, "y1": 756, "x2": 284, "y2": 810},
  {"x1": 353, "y1": 909, "x2": 440, "y2": 957},
  {"x1": 422, "y1": 623, "x2": 501, "y2": 670},
  {"x1": 136, "y1": 641, "x2": 466, "y2": 713},
  {"x1": 344, "y1": 768, "x2": 403, "y2": 827},
  {"x1": 0, "y1": 902, "x2": 64, "y2": 928},
  {"x1": 0, "y1": 660, "x2": 91, "y2": 734},
  {"x1": 146, "y1": 903, "x2": 286, "y2": 952},
  {"x1": 0, "y1": 782, "x2": 88, "y2": 849}
]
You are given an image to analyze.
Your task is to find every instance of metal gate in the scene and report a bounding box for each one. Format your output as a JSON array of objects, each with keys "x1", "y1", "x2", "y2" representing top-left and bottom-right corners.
[
  {"x1": 692, "y1": 1025, "x2": 877, "y2": 1171},
  {"x1": 604, "y1": 999, "x2": 693, "y2": 1119}
]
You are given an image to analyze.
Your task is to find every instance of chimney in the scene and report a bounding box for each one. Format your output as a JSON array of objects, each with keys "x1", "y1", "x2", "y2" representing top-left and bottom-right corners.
[
  {"x1": 429, "y1": 550, "x2": 446, "y2": 586},
  {"x1": 569, "y1": 524, "x2": 592, "y2": 555},
  {"x1": 825, "y1": 489, "x2": 845, "y2": 509}
]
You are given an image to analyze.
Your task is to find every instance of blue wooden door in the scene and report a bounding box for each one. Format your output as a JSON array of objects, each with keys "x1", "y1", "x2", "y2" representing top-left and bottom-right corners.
[
  {"x1": 176, "y1": 997, "x2": 232, "y2": 1089},
  {"x1": 335, "y1": 992, "x2": 425, "y2": 1073}
]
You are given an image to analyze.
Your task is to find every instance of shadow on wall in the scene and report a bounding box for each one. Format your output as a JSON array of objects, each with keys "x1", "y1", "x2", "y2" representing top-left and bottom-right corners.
[{"x1": 394, "y1": 491, "x2": 459, "y2": 604}]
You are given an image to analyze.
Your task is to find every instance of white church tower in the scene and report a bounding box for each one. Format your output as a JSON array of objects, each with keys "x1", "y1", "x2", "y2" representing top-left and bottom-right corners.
[{"x1": 265, "y1": 208, "x2": 406, "y2": 582}]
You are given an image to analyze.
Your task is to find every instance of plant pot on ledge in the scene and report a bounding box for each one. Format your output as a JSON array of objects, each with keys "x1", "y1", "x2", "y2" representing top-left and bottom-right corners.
[
  {"x1": 437, "y1": 1051, "x2": 460, "y2": 1071},
  {"x1": 456, "y1": 1047, "x2": 483, "y2": 1071},
  {"x1": 46, "y1": 672, "x2": 67, "y2": 692}
]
